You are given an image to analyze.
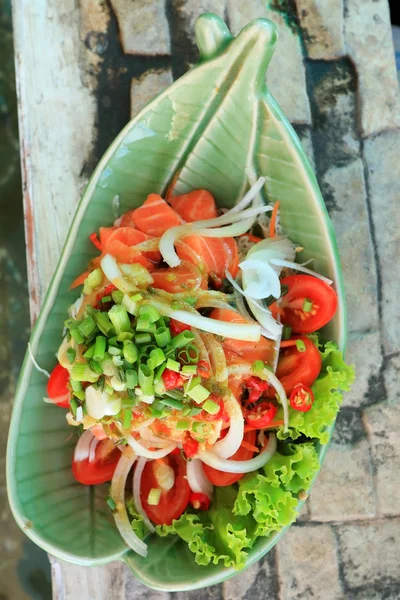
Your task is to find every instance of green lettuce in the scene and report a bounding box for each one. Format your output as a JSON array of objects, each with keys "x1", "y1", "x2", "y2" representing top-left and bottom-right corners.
[
  {"x1": 277, "y1": 341, "x2": 355, "y2": 444},
  {"x1": 126, "y1": 497, "x2": 148, "y2": 541},
  {"x1": 135, "y1": 341, "x2": 354, "y2": 569}
]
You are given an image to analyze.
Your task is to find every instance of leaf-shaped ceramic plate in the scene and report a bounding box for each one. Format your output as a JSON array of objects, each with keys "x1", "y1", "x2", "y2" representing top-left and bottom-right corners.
[{"x1": 7, "y1": 14, "x2": 346, "y2": 591}]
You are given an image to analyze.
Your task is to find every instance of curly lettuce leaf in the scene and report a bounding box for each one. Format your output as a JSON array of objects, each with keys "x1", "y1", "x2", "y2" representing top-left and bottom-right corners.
[
  {"x1": 277, "y1": 341, "x2": 355, "y2": 444},
  {"x1": 126, "y1": 497, "x2": 148, "y2": 541}
]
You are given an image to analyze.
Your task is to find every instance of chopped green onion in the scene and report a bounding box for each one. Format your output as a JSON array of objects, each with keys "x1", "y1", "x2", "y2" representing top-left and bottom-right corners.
[
  {"x1": 166, "y1": 358, "x2": 180, "y2": 372},
  {"x1": 182, "y1": 365, "x2": 197, "y2": 375},
  {"x1": 94, "y1": 311, "x2": 114, "y2": 336},
  {"x1": 150, "y1": 407, "x2": 163, "y2": 418},
  {"x1": 154, "y1": 326, "x2": 171, "y2": 348},
  {"x1": 178, "y1": 345, "x2": 199, "y2": 364},
  {"x1": 147, "y1": 347, "x2": 165, "y2": 370},
  {"x1": 139, "y1": 304, "x2": 161, "y2": 323},
  {"x1": 138, "y1": 364, "x2": 154, "y2": 395},
  {"x1": 303, "y1": 298, "x2": 313, "y2": 313},
  {"x1": 78, "y1": 316, "x2": 97, "y2": 338},
  {"x1": 117, "y1": 331, "x2": 134, "y2": 342},
  {"x1": 83, "y1": 344, "x2": 95, "y2": 359},
  {"x1": 101, "y1": 295, "x2": 112, "y2": 303},
  {"x1": 88, "y1": 359, "x2": 103, "y2": 375},
  {"x1": 202, "y1": 399, "x2": 220, "y2": 414},
  {"x1": 136, "y1": 315, "x2": 151, "y2": 332},
  {"x1": 252, "y1": 360, "x2": 264, "y2": 373},
  {"x1": 165, "y1": 389, "x2": 185, "y2": 401},
  {"x1": 183, "y1": 296, "x2": 197, "y2": 306},
  {"x1": 70, "y1": 363, "x2": 99, "y2": 382},
  {"x1": 181, "y1": 406, "x2": 192, "y2": 416},
  {"x1": 131, "y1": 293, "x2": 143, "y2": 302},
  {"x1": 121, "y1": 294, "x2": 139, "y2": 316},
  {"x1": 159, "y1": 397, "x2": 184, "y2": 410},
  {"x1": 108, "y1": 345, "x2": 121, "y2": 356},
  {"x1": 123, "y1": 409, "x2": 132, "y2": 429},
  {"x1": 70, "y1": 397, "x2": 78, "y2": 418},
  {"x1": 123, "y1": 340, "x2": 138, "y2": 364},
  {"x1": 66, "y1": 347, "x2": 76, "y2": 364},
  {"x1": 106, "y1": 496, "x2": 116, "y2": 511},
  {"x1": 152, "y1": 400, "x2": 166, "y2": 411},
  {"x1": 93, "y1": 336, "x2": 107, "y2": 361},
  {"x1": 282, "y1": 324, "x2": 292, "y2": 340},
  {"x1": 192, "y1": 421, "x2": 205, "y2": 433},
  {"x1": 135, "y1": 333, "x2": 152, "y2": 345},
  {"x1": 70, "y1": 327, "x2": 85, "y2": 344},
  {"x1": 184, "y1": 376, "x2": 201, "y2": 393},
  {"x1": 154, "y1": 379, "x2": 166, "y2": 396},
  {"x1": 64, "y1": 318, "x2": 79, "y2": 330},
  {"x1": 176, "y1": 420, "x2": 190, "y2": 430},
  {"x1": 74, "y1": 390, "x2": 85, "y2": 401},
  {"x1": 108, "y1": 305, "x2": 131, "y2": 334},
  {"x1": 112, "y1": 355, "x2": 124, "y2": 367},
  {"x1": 70, "y1": 379, "x2": 82, "y2": 393},
  {"x1": 112, "y1": 290, "x2": 124, "y2": 304},
  {"x1": 147, "y1": 488, "x2": 161, "y2": 506},
  {"x1": 83, "y1": 268, "x2": 103, "y2": 294},
  {"x1": 105, "y1": 384, "x2": 114, "y2": 395},
  {"x1": 296, "y1": 339, "x2": 306, "y2": 353},
  {"x1": 188, "y1": 407, "x2": 203, "y2": 417},
  {"x1": 171, "y1": 330, "x2": 195, "y2": 349},
  {"x1": 154, "y1": 362, "x2": 167, "y2": 384},
  {"x1": 187, "y1": 384, "x2": 210, "y2": 404}
]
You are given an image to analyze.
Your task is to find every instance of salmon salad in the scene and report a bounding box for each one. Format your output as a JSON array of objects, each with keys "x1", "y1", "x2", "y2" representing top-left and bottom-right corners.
[{"x1": 45, "y1": 178, "x2": 354, "y2": 568}]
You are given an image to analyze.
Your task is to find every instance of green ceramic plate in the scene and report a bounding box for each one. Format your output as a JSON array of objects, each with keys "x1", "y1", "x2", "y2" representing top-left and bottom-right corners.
[{"x1": 7, "y1": 14, "x2": 346, "y2": 591}]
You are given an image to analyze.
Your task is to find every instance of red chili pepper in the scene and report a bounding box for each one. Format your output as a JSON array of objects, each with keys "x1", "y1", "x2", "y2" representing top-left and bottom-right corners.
[
  {"x1": 182, "y1": 437, "x2": 199, "y2": 459},
  {"x1": 245, "y1": 401, "x2": 278, "y2": 428},
  {"x1": 169, "y1": 318, "x2": 191, "y2": 336},
  {"x1": 189, "y1": 492, "x2": 210, "y2": 511},
  {"x1": 246, "y1": 377, "x2": 269, "y2": 403},
  {"x1": 95, "y1": 284, "x2": 118, "y2": 306},
  {"x1": 289, "y1": 384, "x2": 314, "y2": 412},
  {"x1": 194, "y1": 395, "x2": 229, "y2": 423},
  {"x1": 162, "y1": 368, "x2": 184, "y2": 391},
  {"x1": 89, "y1": 232, "x2": 103, "y2": 251}
]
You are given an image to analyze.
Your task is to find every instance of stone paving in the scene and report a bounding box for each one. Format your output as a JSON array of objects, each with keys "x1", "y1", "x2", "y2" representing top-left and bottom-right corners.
[{"x1": 2, "y1": 0, "x2": 400, "y2": 598}]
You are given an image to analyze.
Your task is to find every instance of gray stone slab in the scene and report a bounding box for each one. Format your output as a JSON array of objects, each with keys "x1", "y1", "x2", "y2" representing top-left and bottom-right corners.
[
  {"x1": 364, "y1": 130, "x2": 400, "y2": 355},
  {"x1": 342, "y1": 330, "x2": 382, "y2": 408},
  {"x1": 276, "y1": 524, "x2": 344, "y2": 599},
  {"x1": 364, "y1": 390, "x2": 400, "y2": 517},
  {"x1": 223, "y1": 553, "x2": 278, "y2": 600},
  {"x1": 344, "y1": 0, "x2": 400, "y2": 137},
  {"x1": 337, "y1": 520, "x2": 400, "y2": 592},
  {"x1": 296, "y1": 0, "x2": 345, "y2": 59},
  {"x1": 309, "y1": 439, "x2": 376, "y2": 521},
  {"x1": 110, "y1": 0, "x2": 171, "y2": 55},
  {"x1": 130, "y1": 69, "x2": 173, "y2": 118},
  {"x1": 324, "y1": 159, "x2": 379, "y2": 333},
  {"x1": 227, "y1": 0, "x2": 311, "y2": 124}
]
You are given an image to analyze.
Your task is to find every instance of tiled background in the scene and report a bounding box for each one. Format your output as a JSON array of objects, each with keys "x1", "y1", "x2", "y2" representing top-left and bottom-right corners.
[{"x1": 1, "y1": 1, "x2": 399, "y2": 599}]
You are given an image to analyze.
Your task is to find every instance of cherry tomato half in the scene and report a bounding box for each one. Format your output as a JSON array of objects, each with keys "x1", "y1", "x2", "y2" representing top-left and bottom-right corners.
[
  {"x1": 169, "y1": 319, "x2": 191, "y2": 336},
  {"x1": 245, "y1": 401, "x2": 277, "y2": 428},
  {"x1": 162, "y1": 368, "x2": 184, "y2": 390},
  {"x1": 189, "y1": 493, "x2": 211, "y2": 511},
  {"x1": 202, "y1": 430, "x2": 257, "y2": 487},
  {"x1": 47, "y1": 364, "x2": 71, "y2": 408},
  {"x1": 72, "y1": 438, "x2": 120, "y2": 485},
  {"x1": 141, "y1": 454, "x2": 190, "y2": 525},
  {"x1": 272, "y1": 336, "x2": 322, "y2": 396},
  {"x1": 289, "y1": 384, "x2": 314, "y2": 412},
  {"x1": 278, "y1": 274, "x2": 338, "y2": 334}
]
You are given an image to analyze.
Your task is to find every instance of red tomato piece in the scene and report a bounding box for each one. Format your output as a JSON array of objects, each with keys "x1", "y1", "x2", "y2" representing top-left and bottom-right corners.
[
  {"x1": 141, "y1": 454, "x2": 190, "y2": 525},
  {"x1": 245, "y1": 401, "x2": 277, "y2": 428},
  {"x1": 47, "y1": 364, "x2": 71, "y2": 408},
  {"x1": 278, "y1": 274, "x2": 338, "y2": 334},
  {"x1": 169, "y1": 319, "x2": 191, "y2": 336},
  {"x1": 189, "y1": 492, "x2": 211, "y2": 511},
  {"x1": 289, "y1": 384, "x2": 314, "y2": 412},
  {"x1": 182, "y1": 437, "x2": 199, "y2": 459},
  {"x1": 202, "y1": 430, "x2": 257, "y2": 487},
  {"x1": 162, "y1": 368, "x2": 184, "y2": 391},
  {"x1": 72, "y1": 438, "x2": 120, "y2": 485},
  {"x1": 91, "y1": 424, "x2": 108, "y2": 440},
  {"x1": 273, "y1": 336, "x2": 322, "y2": 396}
]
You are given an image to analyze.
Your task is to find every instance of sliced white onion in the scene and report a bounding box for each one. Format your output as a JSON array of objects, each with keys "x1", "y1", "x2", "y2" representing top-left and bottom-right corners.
[
  {"x1": 130, "y1": 417, "x2": 155, "y2": 432},
  {"x1": 200, "y1": 332, "x2": 227, "y2": 384},
  {"x1": 126, "y1": 435, "x2": 176, "y2": 459},
  {"x1": 160, "y1": 205, "x2": 272, "y2": 268},
  {"x1": 247, "y1": 236, "x2": 296, "y2": 270},
  {"x1": 211, "y1": 393, "x2": 244, "y2": 459},
  {"x1": 269, "y1": 259, "x2": 333, "y2": 284},
  {"x1": 191, "y1": 328, "x2": 211, "y2": 368},
  {"x1": 239, "y1": 259, "x2": 281, "y2": 300},
  {"x1": 195, "y1": 219, "x2": 260, "y2": 239},
  {"x1": 225, "y1": 177, "x2": 266, "y2": 215},
  {"x1": 88, "y1": 435, "x2": 99, "y2": 463},
  {"x1": 187, "y1": 459, "x2": 214, "y2": 498},
  {"x1": 69, "y1": 294, "x2": 84, "y2": 320},
  {"x1": 151, "y1": 297, "x2": 261, "y2": 342},
  {"x1": 100, "y1": 254, "x2": 137, "y2": 293},
  {"x1": 133, "y1": 458, "x2": 156, "y2": 533},
  {"x1": 110, "y1": 448, "x2": 148, "y2": 557},
  {"x1": 200, "y1": 433, "x2": 277, "y2": 473},
  {"x1": 74, "y1": 429, "x2": 96, "y2": 463}
]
